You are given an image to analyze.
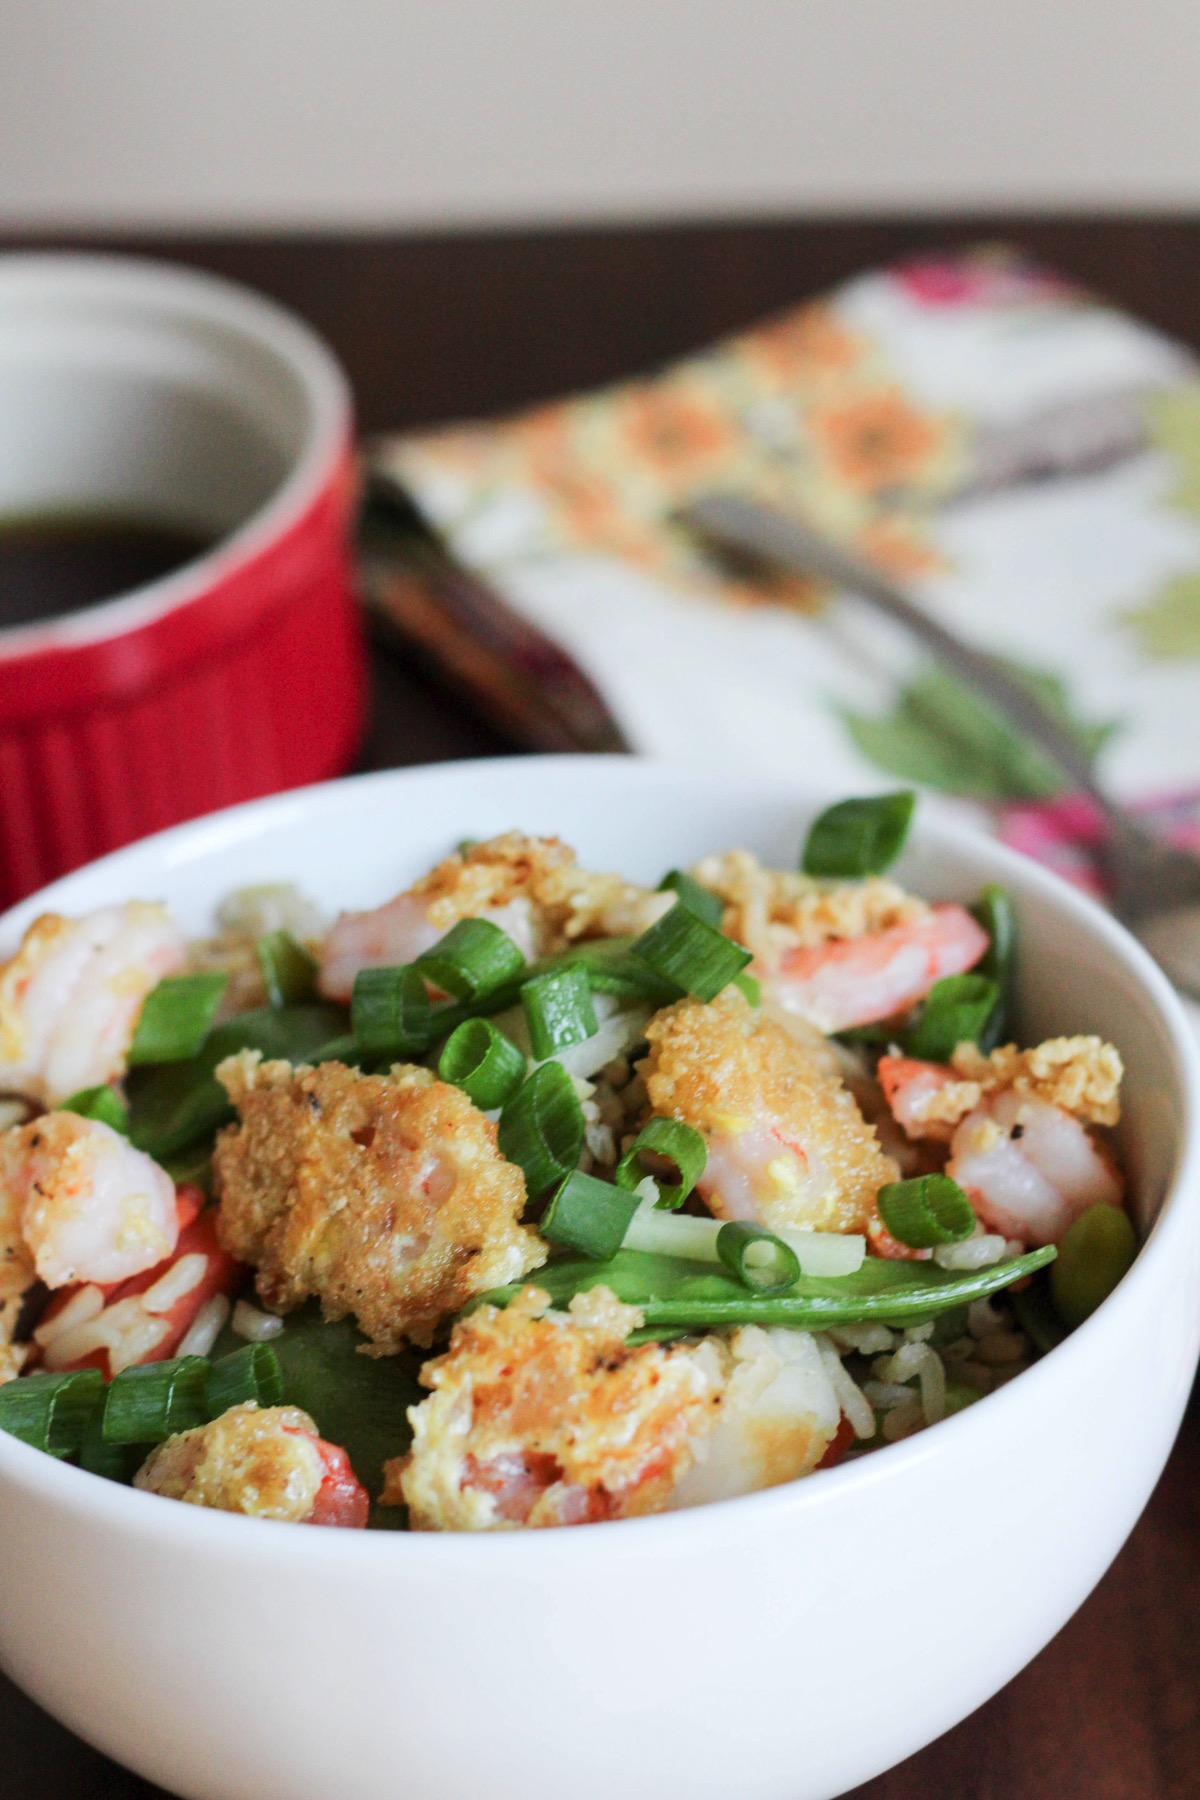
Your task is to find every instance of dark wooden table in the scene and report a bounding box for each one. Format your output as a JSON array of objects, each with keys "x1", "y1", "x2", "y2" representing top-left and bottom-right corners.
[{"x1": 4, "y1": 217, "x2": 1200, "y2": 1799}]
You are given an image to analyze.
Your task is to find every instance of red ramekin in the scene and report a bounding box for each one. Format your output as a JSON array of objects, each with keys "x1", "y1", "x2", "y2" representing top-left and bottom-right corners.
[{"x1": 0, "y1": 254, "x2": 367, "y2": 908}]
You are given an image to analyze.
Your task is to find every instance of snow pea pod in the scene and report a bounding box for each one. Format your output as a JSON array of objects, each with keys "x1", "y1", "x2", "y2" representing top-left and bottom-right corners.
[{"x1": 475, "y1": 1244, "x2": 1055, "y2": 1334}]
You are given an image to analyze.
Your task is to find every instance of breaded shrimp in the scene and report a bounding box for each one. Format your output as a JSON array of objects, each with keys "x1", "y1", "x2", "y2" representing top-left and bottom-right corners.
[
  {"x1": 134, "y1": 1402, "x2": 368, "y2": 1526},
  {"x1": 387, "y1": 1286, "x2": 725, "y2": 1529},
  {"x1": 691, "y1": 849, "x2": 928, "y2": 966},
  {"x1": 688, "y1": 851, "x2": 987, "y2": 1034},
  {"x1": 318, "y1": 832, "x2": 670, "y2": 1000},
  {"x1": 879, "y1": 1036, "x2": 1124, "y2": 1142},
  {"x1": 640, "y1": 992, "x2": 897, "y2": 1234},
  {"x1": 213, "y1": 1053, "x2": 546, "y2": 1349},
  {"x1": 878, "y1": 1035, "x2": 1125, "y2": 1246},
  {"x1": 0, "y1": 903, "x2": 187, "y2": 1105},
  {"x1": 0, "y1": 1111, "x2": 178, "y2": 1290}
]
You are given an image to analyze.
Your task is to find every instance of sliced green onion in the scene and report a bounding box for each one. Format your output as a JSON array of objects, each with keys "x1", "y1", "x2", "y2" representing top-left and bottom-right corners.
[
  {"x1": 256, "y1": 929, "x2": 318, "y2": 1008},
  {"x1": 541, "y1": 1170, "x2": 640, "y2": 1259},
  {"x1": 615, "y1": 1117, "x2": 707, "y2": 1210},
  {"x1": 509, "y1": 938, "x2": 679, "y2": 1006},
  {"x1": 437, "y1": 1018, "x2": 526, "y2": 1109},
  {"x1": 717, "y1": 1222, "x2": 802, "y2": 1294},
  {"x1": 206, "y1": 1342, "x2": 285, "y2": 1417},
  {"x1": 903, "y1": 974, "x2": 999, "y2": 1063},
  {"x1": 352, "y1": 965, "x2": 432, "y2": 1059},
  {"x1": 78, "y1": 1405, "x2": 132, "y2": 1479},
  {"x1": 102, "y1": 1357, "x2": 210, "y2": 1445},
  {"x1": 415, "y1": 918, "x2": 525, "y2": 1000},
  {"x1": 0, "y1": 1367, "x2": 104, "y2": 1457},
  {"x1": 802, "y1": 790, "x2": 916, "y2": 879},
  {"x1": 59, "y1": 1084, "x2": 130, "y2": 1135},
  {"x1": 972, "y1": 884, "x2": 1015, "y2": 1052},
  {"x1": 877, "y1": 1174, "x2": 976, "y2": 1249},
  {"x1": 520, "y1": 964, "x2": 598, "y2": 1060},
  {"x1": 657, "y1": 870, "x2": 724, "y2": 927},
  {"x1": 731, "y1": 970, "x2": 761, "y2": 1007},
  {"x1": 128, "y1": 973, "x2": 228, "y2": 1066},
  {"x1": 631, "y1": 907, "x2": 752, "y2": 1003},
  {"x1": 497, "y1": 1062, "x2": 585, "y2": 1197}
]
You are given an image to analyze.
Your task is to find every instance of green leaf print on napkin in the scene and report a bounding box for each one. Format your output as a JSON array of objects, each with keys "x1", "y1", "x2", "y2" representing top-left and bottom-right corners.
[
  {"x1": 1147, "y1": 387, "x2": 1200, "y2": 518},
  {"x1": 1121, "y1": 571, "x2": 1200, "y2": 660},
  {"x1": 842, "y1": 658, "x2": 1118, "y2": 802}
]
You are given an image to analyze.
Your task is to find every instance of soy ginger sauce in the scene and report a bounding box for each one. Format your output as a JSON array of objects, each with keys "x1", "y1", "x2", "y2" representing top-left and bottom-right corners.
[{"x1": 0, "y1": 515, "x2": 214, "y2": 630}]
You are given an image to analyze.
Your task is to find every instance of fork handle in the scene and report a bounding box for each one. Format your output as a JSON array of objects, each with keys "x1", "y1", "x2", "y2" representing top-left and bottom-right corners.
[{"x1": 688, "y1": 492, "x2": 1118, "y2": 818}]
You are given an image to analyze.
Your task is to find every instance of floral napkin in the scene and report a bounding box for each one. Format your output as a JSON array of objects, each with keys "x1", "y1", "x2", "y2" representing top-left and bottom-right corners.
[{"x1": 370, "y1": 246, "x2": 1200, "y2": 895}]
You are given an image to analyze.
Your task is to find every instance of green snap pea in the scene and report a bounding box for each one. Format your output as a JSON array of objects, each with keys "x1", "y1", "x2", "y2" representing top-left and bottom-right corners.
[{"x1": 1049, "y1": 1202, "x2": 1136, "y2": 1328}]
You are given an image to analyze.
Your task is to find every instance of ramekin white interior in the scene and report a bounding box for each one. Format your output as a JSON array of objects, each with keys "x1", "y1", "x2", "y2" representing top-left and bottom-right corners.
[
  {"x1": 0, "y1": 756, "x2": 1195, "y2": 1800},
  {"x1": 0, "y1": 253, "x2": 351, "y2": 655}
]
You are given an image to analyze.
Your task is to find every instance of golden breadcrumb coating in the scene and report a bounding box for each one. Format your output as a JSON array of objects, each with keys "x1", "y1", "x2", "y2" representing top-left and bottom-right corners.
[
  {"x1": 213, "y1": 1053, "x2": 545, "y2": 1350},
  {"x1": 894, "y1": 1037, "x2": 1125, "y2": 1142},
  {"x1": 950, "y1": 1037, "x2": 1123, "y2": 1128},
  {"x1": 134, "y1": 1403, "x2": 324, "y2": 1520},
  {"x1": 689, "y1": 850, "x2": 927, "y2": 968},
  {"x1": 386, "y1": 1286, "x2": 724, "y2": 1530},
  {"x1": 412, "y1": 832, "x2": 669, "y2": 948},
  {"x1": 640, "y1": 992, "x2": 897, "y2": 1233}
]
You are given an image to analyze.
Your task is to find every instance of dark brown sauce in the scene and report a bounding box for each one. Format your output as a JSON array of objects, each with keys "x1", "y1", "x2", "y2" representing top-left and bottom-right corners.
[{"x1": 0, "y1": 515, "x2": 215, "y2": 630}]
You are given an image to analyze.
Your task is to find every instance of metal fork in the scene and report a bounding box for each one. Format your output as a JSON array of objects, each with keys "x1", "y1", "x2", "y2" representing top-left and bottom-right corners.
[{"x1": 685, "y1": 491, "x2": 1200, "y2": 1001}]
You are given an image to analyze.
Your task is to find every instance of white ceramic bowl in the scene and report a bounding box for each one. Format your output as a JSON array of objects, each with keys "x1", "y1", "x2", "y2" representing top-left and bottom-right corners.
[{"x1": 0, "y1": 757, "x2": 1197, "y2": 1800}]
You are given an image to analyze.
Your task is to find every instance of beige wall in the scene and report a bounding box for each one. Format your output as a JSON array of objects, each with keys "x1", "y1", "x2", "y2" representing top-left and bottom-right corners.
[{"x1": 2, "y1": 0, "x2": 1198, "y2": 230}]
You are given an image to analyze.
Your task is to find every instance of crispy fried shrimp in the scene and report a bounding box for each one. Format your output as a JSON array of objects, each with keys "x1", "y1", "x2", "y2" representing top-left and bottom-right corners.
[
  {"x1": 690, "y1": 849, "x2": 928, "y2": 968},
  {"x1": 387, "y1": 1286, "x2": 725, "y2": 1530},
  {"x1": 134, "y1": 1402, "x2": 368, "y2": 1526},
  {"x1": 318, "y1": 832, "x2": 670, "y2": 1001},
  {"x1": 213, "y1": 1054, "x2": 546, "y2": 1349},
  {"x1": 640, "y1": 992, "x2": 897, "y2": 1233},
  {"x1": 879, "y1": 1035, "x2": 1124, "y2": 1144},
  {"x1": 0, "y1": 903, "x2": 187, "y2": 1105}
]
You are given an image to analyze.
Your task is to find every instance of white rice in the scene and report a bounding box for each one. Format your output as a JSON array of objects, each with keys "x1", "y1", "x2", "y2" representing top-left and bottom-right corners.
[
  {"x1": 176, "y1": 1294, "x2": 231, "y2": 1358},
  {"x1": 231, "y1": 1299, "x2": 286, "y2": 1342},
  {"x1": 933, "y1": 1234, "x2": 1008, "y2": 1271},
  {"x1": 816, "y1": 1336, "x2": 875, "y2": 1439}
]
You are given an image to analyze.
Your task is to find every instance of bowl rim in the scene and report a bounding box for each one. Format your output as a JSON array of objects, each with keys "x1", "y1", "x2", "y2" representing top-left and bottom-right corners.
[
  {"x1": 0, "y1": 250, "x2": 352, "y2": 662},
  {"x1": 1, "y1": 753, "x2": 1197, "y2": 1563}
]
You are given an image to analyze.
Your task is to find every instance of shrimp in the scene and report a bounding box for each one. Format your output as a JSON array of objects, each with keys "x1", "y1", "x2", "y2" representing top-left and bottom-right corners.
[
  {"x1": 0, "y1": 903, "x2": 187, "y2": 1106},
  {"x1": 213, "y1": 1052, "x2": 545, "y2": 1349},
  {"x1": 765, "y1": 905, "x2": 990, "y2": 1035},
  {"x1": 666, "y1": 1326, "x2": 841, "y2": 1509},
  {"x1": 877, "y1": 1055, "x2": 978, "y2": 1143},
  {"x1": 318, "y1": 832, "x2": 669, "y2": 1001},
  {"x1": 386, "y1": 1286, "x2": 725, "y2": 1530},
  {"x1": 134, "y1": 1402, "x2": 368, "y2": 1526},
  {"x1": 389, "y1": 1288, "x2": 849, "y2": 1530},
  {"x1": 0, "y1": 1112, "x2": 178, "y2": 1290},
  {"x1": 947, "y1": 1089, "x2": 1123, "y2": 1247},
  {"x1": 689, "y1": 849, "x2": 928, "y2": 967},
  {"x1": 34, "y1": 1199, "x2": 245, "y2": 1377},
  {"x1": 640, "y1": 991, "x2": 897, "y2": 1234}
]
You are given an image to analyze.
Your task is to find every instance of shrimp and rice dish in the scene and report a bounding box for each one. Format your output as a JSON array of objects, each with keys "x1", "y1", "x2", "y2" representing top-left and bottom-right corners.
[{"x1": 0, "y1": 792, "x2": 1137, "y2": 1531}]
